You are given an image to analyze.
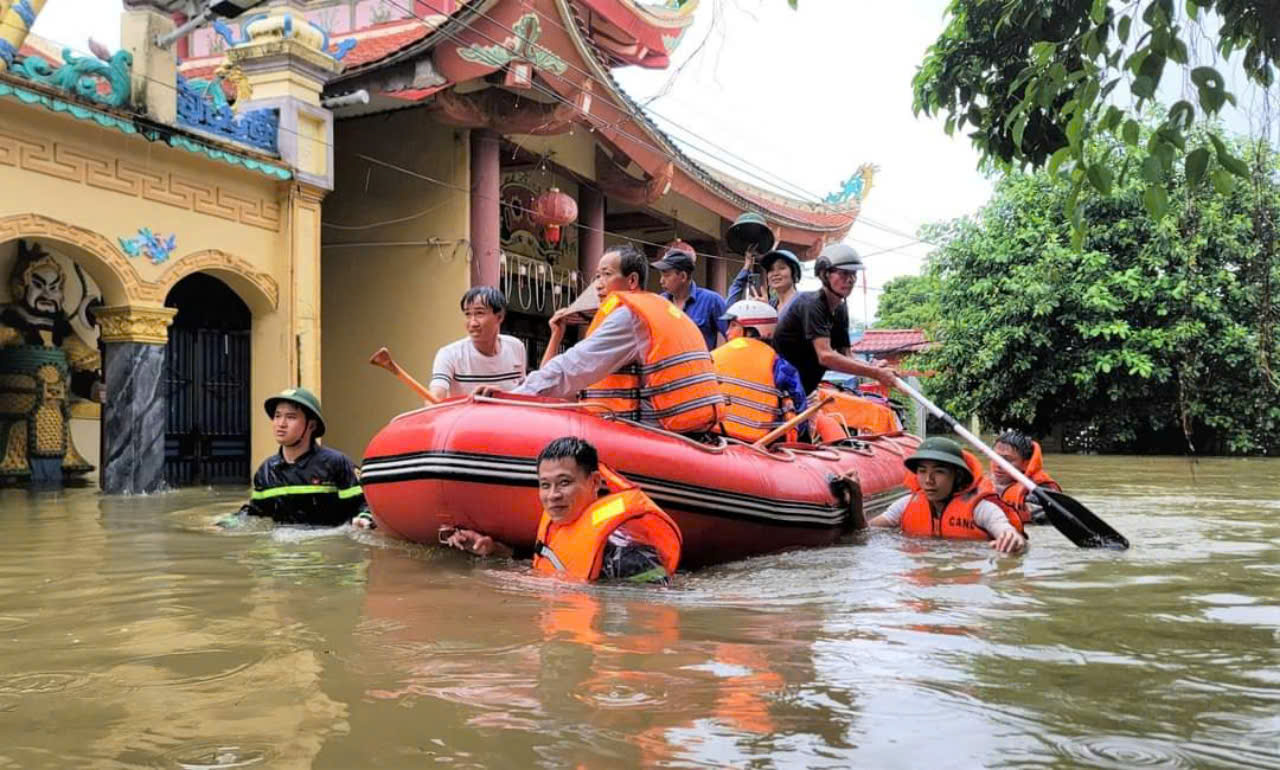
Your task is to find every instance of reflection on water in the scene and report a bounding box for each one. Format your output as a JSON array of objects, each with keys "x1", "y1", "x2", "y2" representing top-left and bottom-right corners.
[{"x1": 0, "y1": 455, "x2": 1277, "y2": 768}]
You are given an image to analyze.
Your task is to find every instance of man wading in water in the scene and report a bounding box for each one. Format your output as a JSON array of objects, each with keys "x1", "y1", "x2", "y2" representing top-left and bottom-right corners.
[
  {"x1": 443, "y1": 437, "x2": 681, "y2": 584},
  {"x1": 869, "y1": 437, "x2": 1026, "y2": 553},
  {"x1": 220, "y1": 388, "x2": 373, "y2": 529}
]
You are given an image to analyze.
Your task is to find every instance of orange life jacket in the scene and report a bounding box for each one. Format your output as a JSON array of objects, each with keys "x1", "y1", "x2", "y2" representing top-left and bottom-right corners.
[
  {"x1": 711, "y1": 336, "x2": 794, "y2": 442},
  {"x1": 579, "y1": 291, "x2": 725, "y2": 433},
  {"x1": 981, "y1": 441, "x2": 1061, "y2": 523},
  {"x1": 901, "y1": 450, "x2": 1024, "y2": 540},
  {"x1": 531, "y1": 466, "x2": 682, "y2": 582},
  {"x1": 815, "y1": 384, "x2": 901, "y2": 436}
]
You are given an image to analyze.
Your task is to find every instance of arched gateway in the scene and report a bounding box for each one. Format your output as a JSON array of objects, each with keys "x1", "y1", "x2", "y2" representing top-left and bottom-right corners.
[{"x1": 163, "y1": 273, "x2": 253, "y2": 487}]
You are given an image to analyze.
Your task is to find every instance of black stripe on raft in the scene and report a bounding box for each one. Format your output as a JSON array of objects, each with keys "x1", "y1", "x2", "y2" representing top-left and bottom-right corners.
[{"x1": 362, "y1": 451, "x2": 905, "y2": 529}]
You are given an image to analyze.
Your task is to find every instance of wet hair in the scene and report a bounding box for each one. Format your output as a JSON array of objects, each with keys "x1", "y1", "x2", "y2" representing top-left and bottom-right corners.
[
  {"x1": 607, "y1": 244, "x2": 648, "y2": 288},
  {"x1": 537, "y1": 436, "x2": 599, "y2": 477},
  {"x1": 459, "y1": 286, "x2": 507, "y2": 315},
  {"x1": 996, "y1": 429, "x2": 1034, "y2": 461}
]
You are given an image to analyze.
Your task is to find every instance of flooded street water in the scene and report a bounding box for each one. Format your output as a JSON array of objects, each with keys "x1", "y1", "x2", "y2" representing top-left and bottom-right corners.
[{"x1": 0, "y1": 454, "x2": 1277, "y2": 768}]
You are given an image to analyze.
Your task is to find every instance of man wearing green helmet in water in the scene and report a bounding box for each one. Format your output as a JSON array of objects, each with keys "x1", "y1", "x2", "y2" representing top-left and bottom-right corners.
[{"x1": 220, "y1": 388, "x2": 372, "y2": 528}]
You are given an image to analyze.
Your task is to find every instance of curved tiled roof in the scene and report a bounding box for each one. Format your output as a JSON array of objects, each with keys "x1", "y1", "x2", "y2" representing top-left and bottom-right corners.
[
  {"x1": 173, "y1": 0, "x2": 863, "y2": 238},
  {"x1": 850, "y1": 329, "x2": 933, "y2": 355}
]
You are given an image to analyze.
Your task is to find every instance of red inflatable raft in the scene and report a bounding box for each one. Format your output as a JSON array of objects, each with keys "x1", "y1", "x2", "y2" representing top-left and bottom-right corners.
[{"x1": 360, "y1": 394, "x2": 920, "y2": 568}]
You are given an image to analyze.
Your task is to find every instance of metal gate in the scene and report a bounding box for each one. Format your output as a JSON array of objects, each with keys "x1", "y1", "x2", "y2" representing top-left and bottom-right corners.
[{"x1": 164, "y1": 327, "x2": 251, "y2": 486}]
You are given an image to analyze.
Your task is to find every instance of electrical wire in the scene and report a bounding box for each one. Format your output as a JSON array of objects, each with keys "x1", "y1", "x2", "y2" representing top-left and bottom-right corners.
[{"x1": 7, "y1": 12, "x2": 940, "y2": 262}]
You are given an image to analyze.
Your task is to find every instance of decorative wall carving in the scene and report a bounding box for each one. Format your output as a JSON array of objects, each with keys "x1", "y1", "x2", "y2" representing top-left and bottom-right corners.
[
  {"x1": 95, "y1": 305, "x2": 177, "y2": 345},
  {"x1": 0, "y1": 126, "x2": 284, "y2": 231},
  {"x1": 176, "y1": 74, "x2": 280, "y2": 155},
  {"x1": 9, "y1": 46, "x2": 133, "y2": 108},
  {"x1": 0, "y1": 215, "x2": 279, "y2": 312},
  {"x1": 0, "y1": 213, "x2": 144, "y2": 302},
  {"x1": 156, "y1": 249, "x2": 279, "y2": 311},
  {"x1": 119, "y1": 228, "x2": 178, "y2": 264}
]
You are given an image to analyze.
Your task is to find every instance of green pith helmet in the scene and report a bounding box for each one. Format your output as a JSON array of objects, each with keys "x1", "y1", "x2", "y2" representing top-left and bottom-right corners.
[
  {"x1": 264, "y1": 387, "x2": 326, "y2": 437},
  {"x1": 726, "y1": 212, "x2": 776, "y2": 256},
  {"x1": 904, "y1": 436, "x2": 971, "y2": 485}
]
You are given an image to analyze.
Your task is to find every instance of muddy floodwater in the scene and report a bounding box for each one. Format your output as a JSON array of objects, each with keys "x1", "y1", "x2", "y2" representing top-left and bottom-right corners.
[{"x1": 0, "y1": 454, "x2": 1277, "y2": 768}]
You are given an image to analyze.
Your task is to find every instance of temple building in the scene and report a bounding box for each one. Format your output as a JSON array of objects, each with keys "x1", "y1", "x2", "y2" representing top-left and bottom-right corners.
[{"x1": 0, "y1": 0, "x2": 869, "y2": 493}]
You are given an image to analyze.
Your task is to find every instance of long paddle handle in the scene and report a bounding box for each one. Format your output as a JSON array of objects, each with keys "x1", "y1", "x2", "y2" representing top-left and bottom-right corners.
[
  {"x1": 752, "y1": 394, "x2": 834, "y2": 449},
  {"x1": 891, "y1": 376, "x2": 1040, "y2": 495},
  {"x1": 369, "y1": 347, "x2": 440, "y2": 404}
]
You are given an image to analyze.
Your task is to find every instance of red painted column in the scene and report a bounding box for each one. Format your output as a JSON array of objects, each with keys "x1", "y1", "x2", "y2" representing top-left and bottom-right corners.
[
  {"x1": 470, "y1": 129, "x2": 501, "y2": 287},
  {"x1": 578, "y1": 185, "x2": 604, "y2": 282},
  {"x1": 709, "y1": 246, "x2": 728, "y2": 297}
]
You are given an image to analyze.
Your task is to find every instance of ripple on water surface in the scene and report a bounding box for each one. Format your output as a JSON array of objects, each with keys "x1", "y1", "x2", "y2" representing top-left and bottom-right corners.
[
  {"x1": 0, "y1": 670, "x2": 93, "y2": 696},
  {"x1": 1055, "y1": 734, "x2": 1199, "y2": 769},
  {"x1": 163, "y1": 742, "x2": 274, "y2": 769}
]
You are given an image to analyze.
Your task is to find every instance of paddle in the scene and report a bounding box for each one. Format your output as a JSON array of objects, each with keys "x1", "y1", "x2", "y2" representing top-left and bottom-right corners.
[
  {"x1": 752, "y1": 394, "x2": 834, "y2": 449},
  {"x1": 369, "y1": 347, "x2": 440, "y2": 404},
  {"x1": 891, "y1": 376, "x2": 1129, "y2": 550}
]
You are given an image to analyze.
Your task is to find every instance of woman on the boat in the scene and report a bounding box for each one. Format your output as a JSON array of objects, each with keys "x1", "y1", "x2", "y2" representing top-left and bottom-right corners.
[
  {"x1": 982, "y1": 429, "x2": 1061, "y2": 524},
  {"x1": 727, "y1": 248, "x2": 803, "y2": 314},
  {"x1": 868, "y1": 437, "x2": 1026, "y2": 553},
  {"x1": 443, "y1": 437, "x2": 682, "y2": 584}
]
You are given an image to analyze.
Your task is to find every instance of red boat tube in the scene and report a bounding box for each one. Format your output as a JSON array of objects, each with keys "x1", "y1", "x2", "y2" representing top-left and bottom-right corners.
[{"x1": 360, "y1": 394, "x2": 919, "y2": 568}]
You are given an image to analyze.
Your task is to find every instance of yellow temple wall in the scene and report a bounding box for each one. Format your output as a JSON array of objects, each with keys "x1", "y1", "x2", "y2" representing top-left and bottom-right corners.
[
  {"x1": 509, "y1": 130, "x2": 595, "y2": 180},
  {"x1": 0, "y1": 95, "x2": 314, "y2": 476},
  {"x1": 320, "y1": 112, "x2": 470, "y2": 456}
]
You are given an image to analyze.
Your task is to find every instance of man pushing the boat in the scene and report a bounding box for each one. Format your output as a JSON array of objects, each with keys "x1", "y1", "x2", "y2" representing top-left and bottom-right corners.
[
  {"x1": 981, "y1": 429, "x2": 1062, "y2": 525},
  {"x1": 490, "y1": 244, "x2": 724, "y2": 435},
  {"x1": 868, "y1": 437, "x2": 1026, "y2": 553},
  {"x1": 443, "y1": 437, "x2": 681, "y2": 584}
]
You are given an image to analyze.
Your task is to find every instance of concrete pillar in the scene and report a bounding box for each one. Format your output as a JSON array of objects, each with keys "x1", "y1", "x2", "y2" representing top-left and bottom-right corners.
[
  {"x1": 709, "y1": 250, "x2": 728, "y2": 297},
  {"x1": 227, "y1": 2, "x2": 342, "y2": 190},
  {"x1": 0, "y1": 0, "x2": 47, "y2": 71},
  {"x1": 96, "y1": 306, "x2": 176, "y2": 494},
  {"x1": 470, "y1": 129, "x2": 501, "y2": 287},
  {"x1": 578, "y1": 185, "x2": 605, "y2": 281},
  {"x1": 290, "y1": 183, "x2": 325, "y2": 393},
  {"x1": 121, "y1": 6, "x2": 177, "y2": 124}
]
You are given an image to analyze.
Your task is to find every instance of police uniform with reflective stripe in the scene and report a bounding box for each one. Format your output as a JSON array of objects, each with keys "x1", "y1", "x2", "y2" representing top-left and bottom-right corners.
[{"x1": 237, "y1": 444, "x2": 367, "y2": 526}]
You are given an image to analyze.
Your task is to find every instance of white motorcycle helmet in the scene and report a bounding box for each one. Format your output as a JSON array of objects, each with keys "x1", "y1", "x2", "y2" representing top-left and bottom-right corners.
[{"x1": 720, "y1": 299, "x2": 779, "y2": 340}]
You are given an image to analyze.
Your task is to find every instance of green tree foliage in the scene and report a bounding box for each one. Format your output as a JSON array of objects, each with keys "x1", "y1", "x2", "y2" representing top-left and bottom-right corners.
[
  {"x1": 907, "y1": 129, "x2": 1280, "y2": 454},
  {"x1": 912, "y1": 0, "x2": 1278, "y2": 239},
  {"x1": 873, "y1": 273, "x2": 943, "y2": 331}
]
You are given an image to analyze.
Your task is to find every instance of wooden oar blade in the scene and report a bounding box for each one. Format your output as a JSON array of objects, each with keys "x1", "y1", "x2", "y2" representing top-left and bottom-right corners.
[{"x1": 1036, "y1": 489, "x2": 1130, "y2": 550}]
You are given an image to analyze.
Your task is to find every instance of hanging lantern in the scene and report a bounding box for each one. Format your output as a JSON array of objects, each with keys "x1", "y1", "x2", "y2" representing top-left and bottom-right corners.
[
  {"x1": 532, "y1": 187, "x2": 578, "y2": 244},
  {"x1": 662, "y1": 238, "x2": 696, "y2": 263}
]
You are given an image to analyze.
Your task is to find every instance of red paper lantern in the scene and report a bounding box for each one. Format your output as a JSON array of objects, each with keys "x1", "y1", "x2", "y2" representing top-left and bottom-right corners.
[
  {"x1": 532, "y1": 187, "x2": 578, "y2": 244},
  {"x1": 662, "y1": 238, "x2": 695, "y2": 261}
]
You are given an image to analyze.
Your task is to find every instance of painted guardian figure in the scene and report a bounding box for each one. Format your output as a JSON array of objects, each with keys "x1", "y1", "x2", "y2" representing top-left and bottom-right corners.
[{"x1": 0, "y1": 240, "x2": 103, "y2": 485}]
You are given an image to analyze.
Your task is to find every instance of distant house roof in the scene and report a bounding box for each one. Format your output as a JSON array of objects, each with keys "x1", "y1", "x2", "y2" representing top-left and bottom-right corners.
[{"x1": 850, "y1": 329, "x2": 933, "y2": 355}]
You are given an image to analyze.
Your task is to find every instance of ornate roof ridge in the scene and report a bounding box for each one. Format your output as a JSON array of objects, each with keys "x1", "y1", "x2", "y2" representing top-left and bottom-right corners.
[{"x1": 553, "y1": 0, "x2": 855, "y2": 234}]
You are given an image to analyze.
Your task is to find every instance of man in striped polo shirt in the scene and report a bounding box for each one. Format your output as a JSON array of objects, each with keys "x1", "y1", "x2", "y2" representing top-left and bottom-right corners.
[{"x1": 428, "y1": 287, "x2": 527, "y2": 401}]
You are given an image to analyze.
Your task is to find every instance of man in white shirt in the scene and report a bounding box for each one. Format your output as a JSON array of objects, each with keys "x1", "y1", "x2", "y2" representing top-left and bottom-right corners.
[{"x1": 428, "y1": 287, "x2": 527, "y2": 401}]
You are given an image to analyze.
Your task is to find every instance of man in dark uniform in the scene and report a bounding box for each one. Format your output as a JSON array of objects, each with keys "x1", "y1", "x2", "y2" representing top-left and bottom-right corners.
[{"x1": 219, "y1": 387, "x2": 371, "y2": 528}]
